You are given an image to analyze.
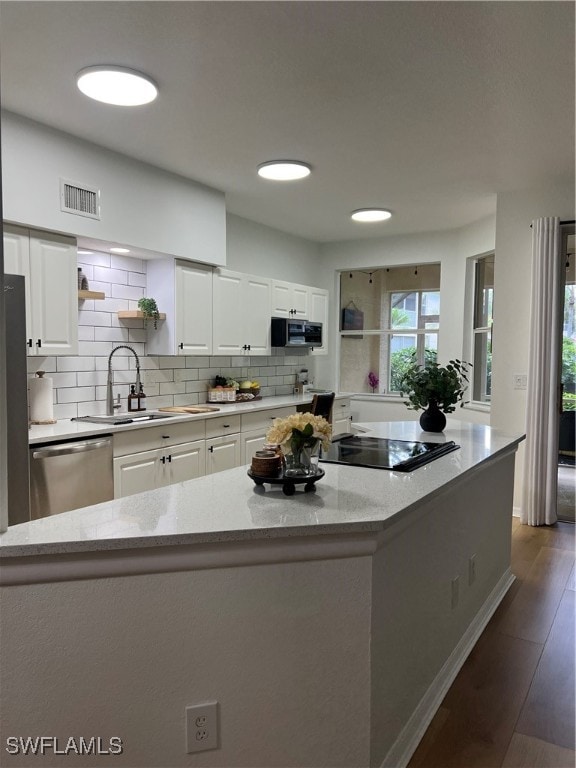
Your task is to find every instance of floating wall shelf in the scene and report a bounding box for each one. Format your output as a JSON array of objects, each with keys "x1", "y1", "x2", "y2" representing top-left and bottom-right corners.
[
  {"x1": 78, "y1": 290, "x2": 106, "y2": 300},
  {"x1": 117, "y1": 310, "x2": 166, "y2": 320}
]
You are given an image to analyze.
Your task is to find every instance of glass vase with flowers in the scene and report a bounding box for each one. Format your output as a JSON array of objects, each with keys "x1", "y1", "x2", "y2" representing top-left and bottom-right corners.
[{"x1": 266, "y1": 412, "x2": 332, "y2": 476}]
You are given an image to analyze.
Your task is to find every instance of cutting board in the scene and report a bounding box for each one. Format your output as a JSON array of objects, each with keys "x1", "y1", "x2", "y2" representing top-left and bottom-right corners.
[{"x1": 158, "y1": 405, "x2": 220, "y2": 414}]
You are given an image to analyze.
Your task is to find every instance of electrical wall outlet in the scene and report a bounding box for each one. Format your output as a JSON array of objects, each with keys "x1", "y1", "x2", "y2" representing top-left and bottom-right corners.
[
  {"x1": 469, "y1": 554, "x2": 477, "y2": 585},
  {"x1": 513, "y1": 374, "x2": 527, "y2": 390},
  {"x1": 451, "y1": 576, "x2": 459, "y2": 610},
  {"x1": 186, "y1": 701, "x2": 218, "y2": 754}
]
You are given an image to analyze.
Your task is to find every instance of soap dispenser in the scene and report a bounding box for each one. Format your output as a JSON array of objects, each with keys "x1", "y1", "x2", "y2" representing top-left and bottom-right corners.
[
  {"x1": 138, "y1": 383, "x2": 147, "y2": 412},
  {"x1": 128, "y1": 385, "x2": 138, "y2": 412}
]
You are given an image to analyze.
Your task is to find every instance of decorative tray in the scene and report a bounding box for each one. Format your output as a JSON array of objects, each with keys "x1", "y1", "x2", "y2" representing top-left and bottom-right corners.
[{"x1": 247, "y1": 467, "x2": 325, "y2": 496}]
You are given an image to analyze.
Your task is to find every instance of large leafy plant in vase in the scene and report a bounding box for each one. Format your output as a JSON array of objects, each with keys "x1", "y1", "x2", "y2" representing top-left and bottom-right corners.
[{"x1": 399, "y1": 354, "x2": 471, "y2": 432}]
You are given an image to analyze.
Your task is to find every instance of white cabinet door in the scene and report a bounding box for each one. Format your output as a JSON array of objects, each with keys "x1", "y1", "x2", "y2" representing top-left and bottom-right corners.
[
  {"x1": 212, "y1": 270, "x2": 244, "y2": 355},
  {"x1": 212, "y1": 270, "x2": 270, "y2": 356},
  {"x1": 309, "y1": 287, "x2": 329, "y2": 356},
  {"x1": 3, "y1": 225, "x2": 32, "y2": 342},
  {"x1": 146, "y1": 259, "x2": 213, "y2": 356},
  {"x1": 175, "y1": 261, "x2": 213, "y2": 355},
  {"x1": 332, "y1": 398, "x2": 352, "y2": 434},
  {"x1": 3, "y1": 227, "x2": 78, "y2": 356},
  {"x1": 241, "y1": 429, "x2": 268, "y2": 464},
  {"x1": 114, "y1": 449, "x2": 162, "y2": 498},
  {"x1": 243, "y1": 275, "x2": 271, "y2": 356},
  {"x1": 205, "y1": 433, "x2": 242, "y2": 474},
  {"x1": 163, "y1": 440, "x2": 206, "y2": 484},
  {"x1": 28, "y1": 232, "x2": 78, "y2": 356},
  {"x1": 271, "y1": 280, "x2": 309, "y2": 319}
]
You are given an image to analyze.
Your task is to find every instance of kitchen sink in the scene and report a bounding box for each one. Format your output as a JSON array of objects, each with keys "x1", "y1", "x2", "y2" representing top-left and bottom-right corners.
[{"x1": 73, "y1": 412, "x2": 185, "y2": 425}]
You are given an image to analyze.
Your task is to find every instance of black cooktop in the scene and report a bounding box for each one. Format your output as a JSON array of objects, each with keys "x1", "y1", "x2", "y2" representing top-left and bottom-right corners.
[{"x1": 319, "y1": 435, "x2": 460, "y2": 472}]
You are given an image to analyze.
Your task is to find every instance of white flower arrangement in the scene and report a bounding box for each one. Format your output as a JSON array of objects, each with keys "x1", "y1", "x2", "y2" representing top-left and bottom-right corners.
[{"x1": 266, "y1": 412, "x2": 332, "y2": 454}]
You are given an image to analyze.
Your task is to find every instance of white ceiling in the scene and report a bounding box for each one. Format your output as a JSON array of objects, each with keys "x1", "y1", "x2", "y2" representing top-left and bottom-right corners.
[{"x1": 0, "y1": 1, "x2": 574, "y2": 243}]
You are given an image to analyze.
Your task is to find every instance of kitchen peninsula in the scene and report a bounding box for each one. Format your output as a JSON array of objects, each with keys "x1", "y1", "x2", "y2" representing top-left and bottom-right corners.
[{"x1": 0, "y1": 421, "x2": 524, "y2": 768}]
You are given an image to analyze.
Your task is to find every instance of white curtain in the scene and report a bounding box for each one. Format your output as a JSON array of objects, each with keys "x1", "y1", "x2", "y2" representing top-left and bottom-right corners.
[{"x1": 521, "y1": 217, "x2": 561, "y2": 526}]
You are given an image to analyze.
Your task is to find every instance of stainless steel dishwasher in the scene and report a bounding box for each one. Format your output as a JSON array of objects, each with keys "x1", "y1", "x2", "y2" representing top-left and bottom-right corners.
[{"x1": 29, "y1": 436, "x2": 114, "y2": 519}]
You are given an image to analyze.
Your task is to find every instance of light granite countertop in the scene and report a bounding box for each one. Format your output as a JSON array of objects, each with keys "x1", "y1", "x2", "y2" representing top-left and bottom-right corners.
[
  {"x1": 1, "y1": 420, "x2": 524, "y2": 558},
  {"x1": 27, "y1": 392, "x2": 345, "y2": 445}
]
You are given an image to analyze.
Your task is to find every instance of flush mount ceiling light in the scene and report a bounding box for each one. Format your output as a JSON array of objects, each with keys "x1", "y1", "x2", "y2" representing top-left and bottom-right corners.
[
  {"x1": 257, "y1": 161, "x2": 311, "y2": 181},
  {"x1": 110, "y1": 247, "x2": 130, "y2": 254},
  {"x1": 351, "y1": 208, "x2": 393, "y2": 223},
  {"x1": 76, "y1": 66, "x2": 158, "y2": 106}
]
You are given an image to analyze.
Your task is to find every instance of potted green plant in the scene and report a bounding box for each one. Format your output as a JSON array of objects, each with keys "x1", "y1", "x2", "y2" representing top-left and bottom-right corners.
[
  {"x1": 399, "y1": 354, "x2": 471, "y2": 432},
  {"x1": 137, "y1": 297, "x2": 160, "y2": 329}
]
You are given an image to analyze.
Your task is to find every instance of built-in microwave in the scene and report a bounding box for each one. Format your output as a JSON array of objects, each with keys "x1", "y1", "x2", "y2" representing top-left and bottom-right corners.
[{"x1": 271, "y1": 318, "x2": 323, "y2": 348}]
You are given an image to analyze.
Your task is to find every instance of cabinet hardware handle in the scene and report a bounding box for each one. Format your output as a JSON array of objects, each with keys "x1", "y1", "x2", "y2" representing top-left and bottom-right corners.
[
  {"x1": 247, "y1": 344, "x2": 251, "y2": 351},
  {"x1": 36, "y1": 339, "x2": 42, "y2": 348},
  {"x1": 223, "y1": 424, "x2": 230, "y2": 428},
  {"x1": 167, "y1": 454, "x2": 172, "y2": 463},
  {"x1": 209, "y1": 446, "x2": 214, "y2": 452},
  {"x1": 179, "y1": 342, "x2": 184, "y2": 349},
  {"x1": 27, "y1": 339, "x2": 33, "y2": 348},
  {"x1": 162, "y1": 435, "x2": 170, "y2": 439},
  {"x1": 160, "y1": 456, "x2": 166, "y2": 464}
]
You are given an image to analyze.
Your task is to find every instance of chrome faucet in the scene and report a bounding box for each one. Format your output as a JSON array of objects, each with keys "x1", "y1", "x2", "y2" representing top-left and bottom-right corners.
[{"x1": 107, "y1": 345, "x2": 141, "y2": 415}]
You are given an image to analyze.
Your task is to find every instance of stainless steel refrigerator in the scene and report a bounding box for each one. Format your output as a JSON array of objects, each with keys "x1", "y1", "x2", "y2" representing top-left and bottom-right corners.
[{"x1": 4, "y1": 273, "x2": 30, "y2": 524}]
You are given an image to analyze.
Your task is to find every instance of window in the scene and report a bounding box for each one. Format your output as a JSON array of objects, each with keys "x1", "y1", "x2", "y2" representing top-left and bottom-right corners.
[
  {"x1": 470, "y1": 253, "x2": 494, "y2": 403},
  {"x1": 339, "y1": 265, "x2": 441, "y2": 394}
]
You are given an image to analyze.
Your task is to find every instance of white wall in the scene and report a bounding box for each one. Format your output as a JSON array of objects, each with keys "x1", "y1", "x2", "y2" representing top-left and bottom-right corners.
[
  {"x1": 226, "y1": 214, "x2": 321, "y2": 285},
  {"x1": 1, "y1": 112, "x2": 226, "y2": 266},
  {"x1": 492, "y1": 183, "x2": 575, "y2": 507}
]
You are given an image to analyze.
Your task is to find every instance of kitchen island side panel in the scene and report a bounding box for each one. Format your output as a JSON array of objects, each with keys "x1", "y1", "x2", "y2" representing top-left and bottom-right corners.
[
  {"x1": 370, "y1": 451, "x2": 516, "y2": 767},
  {"x1": 0, "y1": 554, "x2": 372, "y2": 768}
]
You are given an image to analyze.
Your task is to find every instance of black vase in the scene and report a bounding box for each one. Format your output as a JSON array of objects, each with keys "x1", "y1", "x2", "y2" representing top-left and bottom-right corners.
[{"x1": 419, "y1": 401, "x2": 446, "y2": 432}]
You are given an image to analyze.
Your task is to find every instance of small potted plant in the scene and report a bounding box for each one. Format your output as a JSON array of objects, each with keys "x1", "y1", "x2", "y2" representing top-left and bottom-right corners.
[
  {"x1": 137, "y1": 297, "x2": 160, "y2": 329},
  {"x1": 399, "y1": 354, "x2": 471, "y2": 432}
]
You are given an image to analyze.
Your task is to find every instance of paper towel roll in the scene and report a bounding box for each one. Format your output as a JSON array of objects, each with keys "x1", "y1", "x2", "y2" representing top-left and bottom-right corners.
[{"x1": 29, "y1": 371, "x2": 56, "y2": 424}]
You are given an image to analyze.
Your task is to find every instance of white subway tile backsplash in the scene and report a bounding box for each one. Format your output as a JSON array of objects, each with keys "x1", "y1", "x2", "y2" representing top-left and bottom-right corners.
[
  {"x1": 78, "y1": 326, "x2": 95, "y2": 341},
  {"x1": 159, "y1": 356, "x2": 185, "y2": 369},
  {"x1": 93, "y1": 266, "x2": 128, "y2": 284},
  {"x1": 57, "y1": 357, "x2": 96, "y2": 372},
  {"x1": 111, "y1": 284, "x2": 145, "y2": 301},
  {"x1": 128, "y1": 271, "x2": 147, "y2": 288},
  {"x1": 174, "y1": 368, "x2": 199, "y2": 382},
  {"x1": 78, "y1": 341, "x2": 114, "y2": 357},
  {"x1": 48, "y1": 372, "x2": 78, "y2": 388},
  {"x1": 77, "y1": 370, "x2": 107, "y2": 387},
  {"x1": 54, "y1": 402, "x2": 79, "y2": 419},
  {"x1": 98, "y1": 297, "x2": 130, "y2": 314},
  {"x1": 94, "y1": 327, "x2": 129, "y2": 343},
  {"x1": 57, "y1": 386, "x2": 96, "y2": 403},
  {"x1": 78, "y1": 252, "x2": 110, "y2": 267},
  {"x1": 160, "y1": 381, "x2": 186, "y2": 396},
  {"x1": 78, "y1": 310, "x2": 112, "y2": 327},
  {"x1": 27, "y1": 357, "x2": 57, "y2": 374}
]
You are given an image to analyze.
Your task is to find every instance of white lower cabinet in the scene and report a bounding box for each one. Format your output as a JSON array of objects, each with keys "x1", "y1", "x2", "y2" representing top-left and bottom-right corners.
[
  {"x1": 205, "y1": 434, "x2": 242, "y2": 474},
  {"x1": 332, "y1": 398, "x2": 352, "y2": 435},
  {"x1": 113, "y1": 440, "x2": 206, "y2": 498},
  {"x1": 241, "y1": 430, "x2": 268, "y2": 464},
  {"x1": 113, "y1": 421, "x2": 207, "y2": 499}
]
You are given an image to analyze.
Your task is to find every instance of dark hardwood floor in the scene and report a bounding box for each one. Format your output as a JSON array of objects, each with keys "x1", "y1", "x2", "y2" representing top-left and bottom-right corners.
[{"x1": 408, "y1": 518, "x2": 575, "y2": 768}]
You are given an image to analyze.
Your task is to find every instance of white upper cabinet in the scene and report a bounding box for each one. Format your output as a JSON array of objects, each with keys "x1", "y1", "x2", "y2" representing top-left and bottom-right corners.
[
  {"x1": 271, "y1": 280, "x2": 309, "y2": 319},
  {"x1": 3, "y1": 225, "x2": 78, "y2": 356},
  {"x1": 212, "y1": 269, "x2": 271, "y2": 356},
  {"x1": 309, "y1": 287, "x2": 329, "y2": 356},
  {"x1": 146, "y1": 259, "x2": 213, "y2": 356}
]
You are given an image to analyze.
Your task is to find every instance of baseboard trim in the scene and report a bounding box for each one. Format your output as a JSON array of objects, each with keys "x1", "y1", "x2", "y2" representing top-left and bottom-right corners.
[{"x1": 380, "y1": 567, "x2": 515, "y2": 768}]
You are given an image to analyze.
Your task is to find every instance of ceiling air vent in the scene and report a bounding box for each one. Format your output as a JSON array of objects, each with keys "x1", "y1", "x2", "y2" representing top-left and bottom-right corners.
[{"x1": 60, "y1": 178, "x2": 101, "y2": 220}]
